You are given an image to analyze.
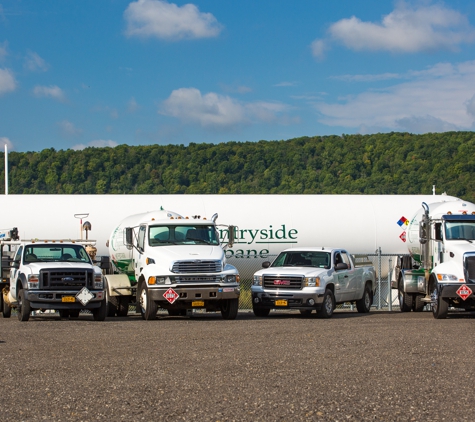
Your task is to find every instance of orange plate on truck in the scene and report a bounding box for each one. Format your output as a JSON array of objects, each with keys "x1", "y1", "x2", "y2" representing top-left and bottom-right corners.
[
  {"x1": 192, "y1": 300, "x2": 205, "y2": 307},
  {"x1": 62, "y1": 296, "x2": 75, "y2": 303},
  {"x1": 275, "y1": 299, "x2": 287, "y2": 306}
]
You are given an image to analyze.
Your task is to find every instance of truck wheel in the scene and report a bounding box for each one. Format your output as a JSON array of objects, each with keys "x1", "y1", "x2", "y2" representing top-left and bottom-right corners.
[
  {"x1": 221, "y1": 298, "x2": 239, "y2": 320},
  {"x1": 138, "y1": 283, "x2": 158, "y2": 320},
  {"x1": 252, "y1": 305, "x2": 270, "y2": 317},
  {"x1": 431, "y1": 283, "x2": 448, "y2": 319},
  {"x1": 2, "y1": 294, "x2": 11, "y2": 318},
  {"x1": 318, "y1": 289, "x2": 335, "y2": 318},
  {"x1": 92, "y1": 299, "x2": 107, "y2": 321},
  {"x1": 398, "y1": 279, "x2": 413, "y2": 312},
  {"x1": 17, "y1": 289, "x2": 31, "y2": 322},
  {"x1": 413, "y1": 295, "x2": 425, "y2": 312},
  {"x1": 69, "y1": 309, "x2": 80, "y2": 318},
  {"x1": 116, "y1": 297, "x2": 129, "y2": 317},
  {"x1": 356, "y1": 284, "x2": 372, "y2": 313}
]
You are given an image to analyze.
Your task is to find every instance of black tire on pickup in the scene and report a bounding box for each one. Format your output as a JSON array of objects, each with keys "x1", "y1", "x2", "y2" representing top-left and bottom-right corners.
[
  {"x1": 356, "y1": 284, "x2": 372, "y2": 313},
  {"x1": 252, "y1": 305, "x2": 270, "y2": 317},
  {"x1": 17, "y1": 289, "x2": 31, "y2": 322},
  {"x1": 221, "y1": 298, "x2": 239, "y2": 320},
  {"x1": 2, "y1": 293, "x2": 11, "y2": 318},
  {"x1": 318, "y1": 289, "x2": 335, "y2": 318},
  {"x1": 398, "y1": 278, "x2": 413, "y2": 312},
  {"x1": 137, "y1": 282, "x2": 158, "y2": 321},
  {"x1": 92, "y1": 299, "x2": 107, "y2": 321}
]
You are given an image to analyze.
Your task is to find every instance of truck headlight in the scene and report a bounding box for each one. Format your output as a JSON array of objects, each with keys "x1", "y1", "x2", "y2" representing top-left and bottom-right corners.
[
  {"x1": 436, "y1": 273, "x2": 458, "y2": 282},
  {"x1": 28, "y1": 274, "x2": 40, "y2": 289},
  {"x1": 304, "y1": 277, "x2": 320, "y2": 287},
  {"x1": 148, "y1": 276, "x2": 167, "y2": 285},
  {"x1": 226, "y1": 274, "x2": 240, "y2": 283},
  {"x1": 253, "y1": 275, "x2": 262, "y2": 286},
  {"x1": 94, "y1": 275, "x2": 104, "y2": 289}
]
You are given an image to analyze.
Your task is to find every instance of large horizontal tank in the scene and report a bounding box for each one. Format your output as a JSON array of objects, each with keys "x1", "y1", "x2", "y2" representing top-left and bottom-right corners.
[{"x1": 0, "y1": 194, "x2": 466, "y2": 259}]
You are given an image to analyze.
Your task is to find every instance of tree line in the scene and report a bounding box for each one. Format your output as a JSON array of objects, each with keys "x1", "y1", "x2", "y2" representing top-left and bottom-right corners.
[{"x1": 1, "y1": 131, "x2": 474, "y2": 202}]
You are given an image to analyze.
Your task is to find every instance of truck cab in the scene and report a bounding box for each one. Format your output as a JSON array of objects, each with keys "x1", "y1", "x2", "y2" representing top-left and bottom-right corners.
[
  {"x1": 394, "y1": 200, "x2": 475, "y2": 318},
  {"x1": 2, "y1": 240, "x2": 106, "y2": 321}
]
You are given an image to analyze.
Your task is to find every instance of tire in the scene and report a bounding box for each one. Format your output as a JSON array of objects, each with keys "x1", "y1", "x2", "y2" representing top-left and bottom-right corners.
[
  {"x1": 431, "y1": 281, "x2": 448, "y2": 319},
  {"x1": 116, "y1": 297, "x2": 129, "y2": 317},
  {"x1": 413, "y1": 295, "x2": 425, "y2": 312},
  {"x1": 69, "y1": 309, "x2": 80, "y2": 318},
  {"x1": 299, "y1": 309, "x2": 313, "y2": 316},
  {"x1": 2, "y1": 293, "x2": 11, "y2": 318},
  {"x1": 137, "y1": 283, "x2": 158, "y2": 321},
  {"x1": 92, "y1": 299, "x2": 107, "y2": 321},
  {"x1": 356, "y1": 284, "x2": 372, "y2": 313},
  {"x1": 398, "y1": 278, "x2": 413, "y2": 312},
  {"x1": 17, "y1": 289, "x2": 31, "y2": 322},
  {"x1": 59, "y1": 309, "x2": 70, "y2": 319},
  {"x1": 252, "y1": 305, "x2": 270, "y2": 317},
  {"x1": 318, "y1": 289, "x2": 335, "y2": 318},
  {"x1": 221, "y1": 298, "x2": 239, "y2": 320}
]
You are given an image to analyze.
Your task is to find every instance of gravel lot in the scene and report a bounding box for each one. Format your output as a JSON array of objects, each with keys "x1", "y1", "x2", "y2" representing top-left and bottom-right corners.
[{"x1": 1, "y1": 309, "x2": 475, "y2": 421}]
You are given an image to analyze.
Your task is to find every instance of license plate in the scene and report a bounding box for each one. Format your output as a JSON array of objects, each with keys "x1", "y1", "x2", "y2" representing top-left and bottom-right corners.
[
  {"x1": 275, "y1": 299, "x2": 288, "y2": 306},
  {"x1": 62, "y1": 296, "x2": 75, "y2": 303},
  {"x1": 192, "y1": 300, "x2": 205, "y2": 307}
]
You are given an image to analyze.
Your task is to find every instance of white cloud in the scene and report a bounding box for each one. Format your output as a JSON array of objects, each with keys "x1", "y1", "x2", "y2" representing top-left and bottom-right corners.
[
  {"x1": 314, "y1": 60, "x2": 475, "y2": 133},
  {"x1": 0, "y1": 137, "x2": 14, "y2": 151},
  {"x1": 33, "y1": 85, "x2": 66, "y2": 102},
  {"x1": 128, "y1": 97, "x2": 139, "y2": 112},
  {"x1": 124, "y1": 0, "x2": 222, "y2": 40},
  {"x1": 160, "y1": 87, "x2": 290, "y2": 128},
  {"x1": 24, "y1": 51, "x2": 49, "y2": 72},
  {"x1": 0, "y1": 68, "x2": 16, "y2": 94},
  {"x1": 313, "y1": 1, "x2": 475, "y2": 57},
  {"x1": 72, "y1": 140, "x2": 118, "y2": 151},
  {"x1": 58, "y1": 120, "x2": 82, "y2": 137}
]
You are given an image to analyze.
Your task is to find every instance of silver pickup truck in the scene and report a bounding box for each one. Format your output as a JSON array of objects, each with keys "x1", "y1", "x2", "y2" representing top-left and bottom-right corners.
[{"x1": 251, "y1": 247, "x2": 376, "y2": 318}]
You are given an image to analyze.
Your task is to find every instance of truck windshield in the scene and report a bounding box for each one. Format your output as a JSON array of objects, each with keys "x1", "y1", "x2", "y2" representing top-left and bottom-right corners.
[
  {"x1": 271, "y1": 251, "x2": 331, "y2": 268},
  {"x1": 445, "y1": 221, "x2": 475, "y2": 240},
  {"x1": 23, "y1": 244, "x2": 92, "y2": 263},
  {"x1": 149, "y1": 225, "x2": 220, "y2": 246}
]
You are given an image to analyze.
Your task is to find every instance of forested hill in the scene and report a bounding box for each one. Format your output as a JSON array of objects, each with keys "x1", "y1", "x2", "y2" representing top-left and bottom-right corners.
[{"x1": 2, "y1": 131, "x2": 475, "y2": 202}]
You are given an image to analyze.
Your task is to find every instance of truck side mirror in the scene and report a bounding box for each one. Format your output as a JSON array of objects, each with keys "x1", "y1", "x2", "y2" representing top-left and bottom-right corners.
[
  {"x1": 335, "y1": 262, "x2": 348, "y2": 271},
  {"x1": 434, "y1": 223, "x2": 443, "y2": 241},
  {"x1": 10, "y1": 260, "x2": 20, "y2": 269},
  {"x1": 262, "y1": 261, "x2": 271, "y2": 268},
  {"x1": 419, "y1": 222, "x2": 428, "y2": 244},
  {"x1": 227, "y1": 225, "x2": 236, "y2": 248},
  {"x1": 125, "y1": 227, "x2": 134, "y2": 247}
]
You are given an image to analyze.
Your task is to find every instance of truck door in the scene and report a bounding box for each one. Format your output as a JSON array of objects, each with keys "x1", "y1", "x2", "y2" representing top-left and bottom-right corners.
[
  {"x1": 341, "y1": 251, "x2": 358, "y2": 300},
  {"x1": 10, "y1": 246, "x2": 23, "y2": 299},
  {"x1": 333, "y1": 251, "x2": 351, "y2": 302}
]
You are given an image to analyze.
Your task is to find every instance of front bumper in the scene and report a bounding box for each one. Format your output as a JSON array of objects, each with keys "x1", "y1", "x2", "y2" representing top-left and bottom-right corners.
[
  {"x1": 148, "y1": 284, "x2": 240, "y2": 306},
  {"x1": 251, "y1": 287, "x2": 325, "y2": 310},
  {"x1": 439, "y1": 283, "x2": 475, "y2": 302},
  {"x1": 25, "y1": 289, "x2": 105, "y2": 310}
]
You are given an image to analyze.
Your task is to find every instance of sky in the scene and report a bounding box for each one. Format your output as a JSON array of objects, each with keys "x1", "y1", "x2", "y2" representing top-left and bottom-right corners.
[{"x1": 1, "y1": 0, "x2": 475, "y2": 152}]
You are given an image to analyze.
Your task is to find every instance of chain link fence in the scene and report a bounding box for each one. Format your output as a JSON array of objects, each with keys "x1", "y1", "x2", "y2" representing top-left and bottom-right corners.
[{"x1": 229, "y1": 252, "x2": 408, "y2": 311}]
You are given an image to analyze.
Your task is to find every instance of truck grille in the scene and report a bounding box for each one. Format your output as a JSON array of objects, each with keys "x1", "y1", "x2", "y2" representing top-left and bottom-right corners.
[
  {"x1": 171, "y1": 260, "x2": 221, "y2": 273},
  {"x1": 465, "y1": 255, "x2": 475, "y2": 282},
  {"x1": 40, "y1": 269, "x2": 93, "y2": 290},
  {"x1": 263, "y1": 275, "x2": 303, "y2": 289}
]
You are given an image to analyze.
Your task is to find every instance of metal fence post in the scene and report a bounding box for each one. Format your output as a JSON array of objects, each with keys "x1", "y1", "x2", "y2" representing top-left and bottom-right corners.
[
  {"x1": 388, "y1": 257, "x2": 392, "y2": 312},
  {"x1": 378, "y1": 247, "x2": 382, "y2": 309}
]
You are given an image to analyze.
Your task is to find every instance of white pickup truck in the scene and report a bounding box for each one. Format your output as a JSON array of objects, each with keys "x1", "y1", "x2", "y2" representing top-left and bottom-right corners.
[{"x1": 251, "y1": 247, "x2": 376, "y2": 318}]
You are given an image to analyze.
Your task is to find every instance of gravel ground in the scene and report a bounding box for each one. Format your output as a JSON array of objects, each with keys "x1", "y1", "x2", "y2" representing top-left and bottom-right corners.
[{"x1": 1, "y1": 309, "x2": 475, "y2": 421}]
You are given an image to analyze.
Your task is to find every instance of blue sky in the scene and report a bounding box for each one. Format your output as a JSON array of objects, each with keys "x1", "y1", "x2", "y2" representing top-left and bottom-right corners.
[{"x1": 1, "y1": 0, "x2": 475, "y2": 152}]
